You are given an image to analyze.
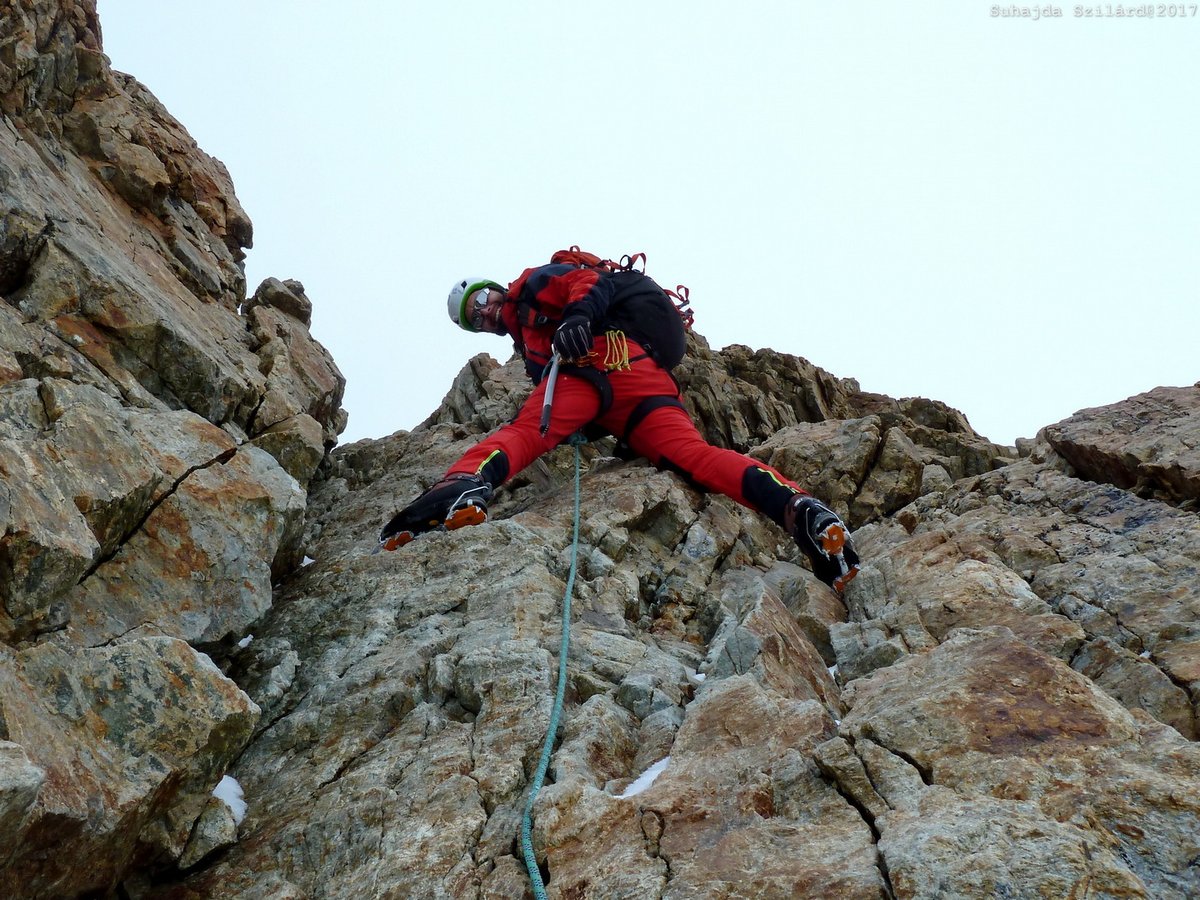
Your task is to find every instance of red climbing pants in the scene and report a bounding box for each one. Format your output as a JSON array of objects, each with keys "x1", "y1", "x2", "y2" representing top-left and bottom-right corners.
[{"x1": 447, "y1": 337, "x2": 808, "y2": 526}]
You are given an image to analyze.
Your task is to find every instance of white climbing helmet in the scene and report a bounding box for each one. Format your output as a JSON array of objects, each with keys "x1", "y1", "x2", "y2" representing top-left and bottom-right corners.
[{"x1": 447, "y1": 277, "x2": 502, "y2": 333}]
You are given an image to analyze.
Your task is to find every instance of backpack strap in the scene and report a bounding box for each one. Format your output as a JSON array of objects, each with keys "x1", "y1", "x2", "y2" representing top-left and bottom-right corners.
[
  {"x1": 617, "y1": 252, "x2": 647, "y2": 273},
  {"x1": 663, "y1": 284, "x2": 695, "y2": 331},
  {"x1": 516, "y1": 298, "x2": 552, "y2": 329}
]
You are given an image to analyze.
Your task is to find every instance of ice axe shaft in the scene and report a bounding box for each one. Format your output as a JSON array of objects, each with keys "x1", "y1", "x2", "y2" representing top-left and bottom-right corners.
[{"x1": 539, "y1": 354, "x2": 561, "y2": 437}]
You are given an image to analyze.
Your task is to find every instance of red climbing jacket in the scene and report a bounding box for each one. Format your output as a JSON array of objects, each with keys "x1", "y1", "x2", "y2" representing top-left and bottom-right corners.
[
  {"x1": 445, "y1": 266, "x2": 810, "y2": 530},
  {"x1": 502, "y1": 263, "x2": 687, "y2": 379}
]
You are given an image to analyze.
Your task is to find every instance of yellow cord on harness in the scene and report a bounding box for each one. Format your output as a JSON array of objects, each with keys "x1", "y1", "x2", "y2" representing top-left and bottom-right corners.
[{"x1": 602, "y1": 330, "x2": 631, "y2": 371}]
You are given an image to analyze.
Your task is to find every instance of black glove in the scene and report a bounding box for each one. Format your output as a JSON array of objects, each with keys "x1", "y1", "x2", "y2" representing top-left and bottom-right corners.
[{"x1": 552, "y1": 315, "x2": 593, "y2": 360}]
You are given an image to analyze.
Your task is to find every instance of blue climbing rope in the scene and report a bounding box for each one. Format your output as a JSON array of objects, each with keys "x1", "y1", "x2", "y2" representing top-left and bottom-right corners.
[{"x1": 520, "y1": 434, "x2": 586, "y2": 899}]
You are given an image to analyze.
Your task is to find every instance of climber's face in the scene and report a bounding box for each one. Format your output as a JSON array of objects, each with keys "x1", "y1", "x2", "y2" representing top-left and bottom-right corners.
[{"x1": 468, "y1": 287, "x2": 506, "y2": 335}]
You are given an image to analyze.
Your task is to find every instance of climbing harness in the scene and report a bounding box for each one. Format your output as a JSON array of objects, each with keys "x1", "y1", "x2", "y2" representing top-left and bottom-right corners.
[
  {"x1": 520, "y1": 433, "x2": 586, "y2": 898},
  {"x1": 539, "y1": 332, "x2": 634, "y2": 439}
]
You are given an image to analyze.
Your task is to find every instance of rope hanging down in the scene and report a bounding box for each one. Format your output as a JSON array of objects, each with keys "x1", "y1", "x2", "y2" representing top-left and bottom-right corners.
[{"x1": 520, "y1": 433, "x2": 586, "y2": 899}]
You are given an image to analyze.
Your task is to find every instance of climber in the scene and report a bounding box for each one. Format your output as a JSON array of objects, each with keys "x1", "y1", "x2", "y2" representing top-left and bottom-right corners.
[{"x1": 380, "y1": 261, "x2": 861, "y2": 593}]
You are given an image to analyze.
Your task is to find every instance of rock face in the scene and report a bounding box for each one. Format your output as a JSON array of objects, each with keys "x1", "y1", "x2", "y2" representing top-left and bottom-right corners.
[
  {"x1": 141, "y1": 372, "x2": 1197, "y2": 900},
  {"x1": 4, "y1": 4, "x2": 1199, "y2": 899},
  {"x1": 1043, "y1": 384, "x2": 1200, "y2": 510},
  {"x1": 1, "y1": 3, "x2": 344, "y2": 897}
]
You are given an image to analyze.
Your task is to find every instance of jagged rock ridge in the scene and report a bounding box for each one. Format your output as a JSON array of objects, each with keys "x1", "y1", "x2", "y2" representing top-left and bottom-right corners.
[
  {"x1": 150, "y1": 356, "x2": 1198, "y2": 899},
  {"x1": 3, "y1": 3, "x2": 1199, "y2": 899}
]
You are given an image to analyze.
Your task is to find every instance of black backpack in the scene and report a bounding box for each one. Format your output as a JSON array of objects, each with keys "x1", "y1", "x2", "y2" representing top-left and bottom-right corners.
[{"x1": 547, "y1": 248, "x2": 693, "y2": 370}]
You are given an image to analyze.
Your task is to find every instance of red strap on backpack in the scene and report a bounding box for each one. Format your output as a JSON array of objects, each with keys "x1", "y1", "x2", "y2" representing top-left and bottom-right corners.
[
  {"x1": 618, "y1": 252, "x2": 647, "y2": 273},
  {"x1": 664, "y1": 285, "x2": 694, "y2": 331},
  {"x1": 550, "y1": 246, "x2": 615, "y2": 271}
]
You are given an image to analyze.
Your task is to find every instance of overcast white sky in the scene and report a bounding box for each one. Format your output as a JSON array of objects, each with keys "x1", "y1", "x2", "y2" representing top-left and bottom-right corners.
[{"x1": 98, "y1": 1, "x2": 1197, "y2": 447}]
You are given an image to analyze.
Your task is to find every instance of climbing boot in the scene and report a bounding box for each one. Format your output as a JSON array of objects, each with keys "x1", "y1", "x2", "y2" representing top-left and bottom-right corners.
[
  {"x1": 785, "y1": 494, "x2": 861, "y2": 593},
  {"x1": 379, "y1": 474, "x2": 493, "y2": 551}
]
